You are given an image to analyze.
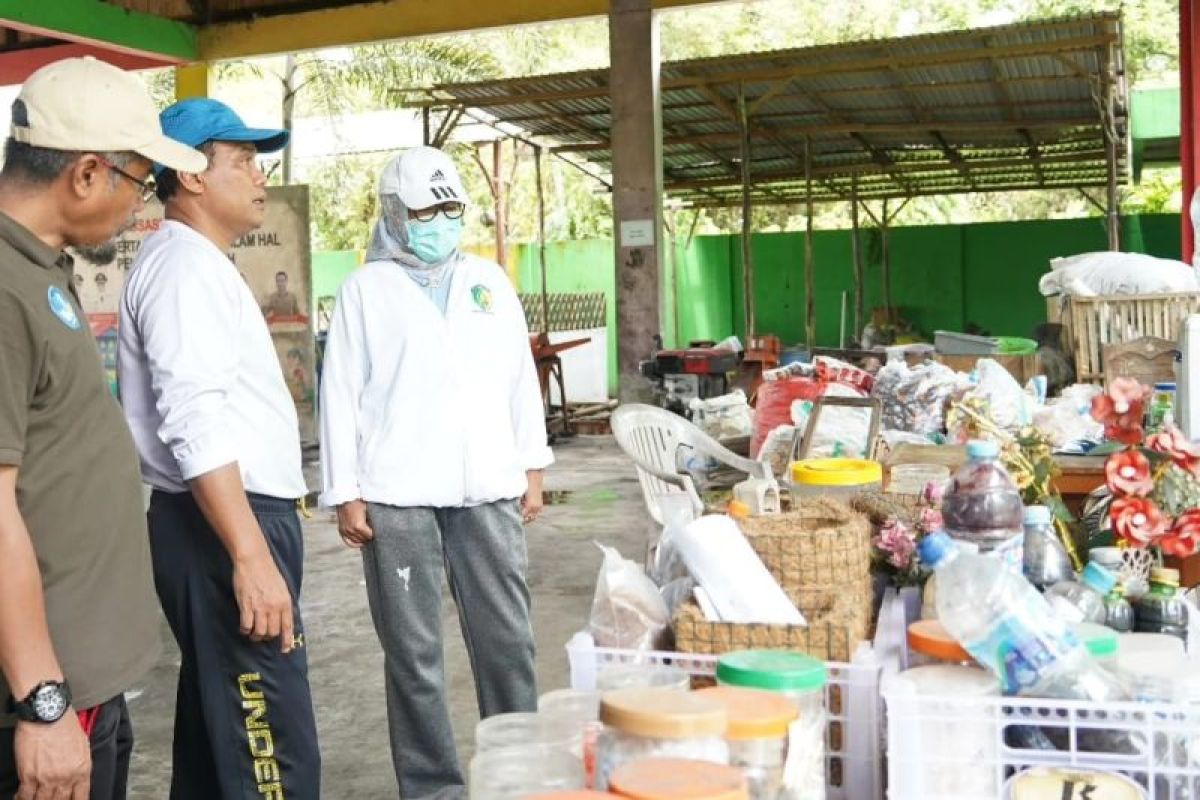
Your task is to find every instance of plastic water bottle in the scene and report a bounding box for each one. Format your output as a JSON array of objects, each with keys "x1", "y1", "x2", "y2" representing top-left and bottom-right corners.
[
  {"x1": 941, "y1": 440, "x2": 1024, "y2": 549},
  {"x1": 1134, "y1": 567, "x2": 1188, "y2": 641},
  {"x1": 917, "y1": 531, "x2": 1125, "y2": 702},
  {"x1": 1044, "y1": 562, "x2": 1118, "y2": 624},
  {"x1": 1021, "y1": 505, "x2": 1073, "y2": 591},
  {"x1": 1103, "y1": 586, "x2": 1135, "y2": 633}
]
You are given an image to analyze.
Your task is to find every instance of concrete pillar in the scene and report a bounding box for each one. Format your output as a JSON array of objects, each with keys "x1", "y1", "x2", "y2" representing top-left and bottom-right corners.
[
  {"x1": 174, "y1": 63, "x2": 211, "y2": 100},
  {"x1": 609, "y1": 0, "x2": 663, "y2": 401}
]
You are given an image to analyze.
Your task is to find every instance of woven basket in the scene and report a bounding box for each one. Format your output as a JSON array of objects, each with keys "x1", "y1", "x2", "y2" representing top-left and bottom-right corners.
[{"x1": 671, "y1": 497, "x2": 874, "y2": 663}]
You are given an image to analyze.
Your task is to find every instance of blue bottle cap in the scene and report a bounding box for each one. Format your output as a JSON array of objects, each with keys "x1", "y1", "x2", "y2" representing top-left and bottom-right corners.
[
  {"x1": 917, "y1": 531, "x2": 955, "y2": 569},
  {"x1": 1081, "y1": 562, "x2": 1118, "y2": 596},
  {"x1": 1022, "y1": 505, "x2": 1052, "y2": 526},
  {"x1": 966, "y1": 439, "x2": 1000, "y2": 460}
]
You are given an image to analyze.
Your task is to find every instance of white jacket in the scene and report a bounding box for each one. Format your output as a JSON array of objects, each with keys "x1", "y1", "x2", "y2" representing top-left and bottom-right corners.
[{"x1": 319, "y1": 255, "x2": 553, "y2": 508}]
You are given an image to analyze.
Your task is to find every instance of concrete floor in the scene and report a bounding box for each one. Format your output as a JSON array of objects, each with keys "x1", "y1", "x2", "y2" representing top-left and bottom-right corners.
[{"x1": 123, "y1": 434, "x2": 649, "y2": 798}]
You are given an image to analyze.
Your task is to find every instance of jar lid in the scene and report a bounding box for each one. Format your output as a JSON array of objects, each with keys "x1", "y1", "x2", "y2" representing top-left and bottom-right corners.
[
  {"x1": 694, "y1": 686, "x2": 797, "y2": 739},
  {"x1": 891, "y1": 664, "x2": 998, "y2": 696},
  {"x1": 907, "y1": 620, "x2": 972, "y2": 664},
  {"x1": 965, "y1": 439, "x2": 999, "y2": 460},
  {"x1": 790, "y1": 458, "x2": 882, "y2": 487},
  {"x1": 527, "y1": 793, "x2": 618, "y2": 800},
  {"x1": 715, "y1": 649, "x2": 827, "y2": 693},
  {"x1": 599, "y1": 689, "x2": 726, "y2": 739},
  {"x1": 1022, "y1": 505, "x2": 1051, "y2": 526},
  {"x1": 1069, "y1": 622, "x2": 1118, "y2": 659},
  {"x1": 608, "y1": 758, "x2": 748, "y2": 800},
  {"x1": 1150, "y1": 567, "x2": 1181, "y2": 586}
]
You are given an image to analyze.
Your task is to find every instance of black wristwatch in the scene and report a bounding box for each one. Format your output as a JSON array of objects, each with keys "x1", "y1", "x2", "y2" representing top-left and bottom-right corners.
[{"x1": 7, "y1": 680, "x2": 72, "y2": 723}]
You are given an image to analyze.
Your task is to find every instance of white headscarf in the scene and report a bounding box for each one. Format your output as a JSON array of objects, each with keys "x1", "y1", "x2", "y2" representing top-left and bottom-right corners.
[{"x1": 365, "y1": 152, "x2": 462, "y2": 287}]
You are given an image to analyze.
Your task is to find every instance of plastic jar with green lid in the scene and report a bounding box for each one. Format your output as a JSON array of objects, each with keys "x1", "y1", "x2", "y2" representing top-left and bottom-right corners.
[
  {"x1": 608, "y1": 758, "x2": 748, "y2": 800},
  {"x1": 714, "y1": 650, "x2": 827, "y2": 800},
  {"x1": 695, "y1": 687, "x2": 796, "y2": 800},
  {"x1": 596, "y1": 689, "x2": 729, "y2": 791}
]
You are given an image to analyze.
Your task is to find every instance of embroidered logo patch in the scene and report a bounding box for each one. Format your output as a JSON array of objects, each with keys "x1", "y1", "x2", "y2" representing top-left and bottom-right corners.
[
  {"x1": 47, "y1": 286, "x2": 80, "y2": 330},
  {"x1": 471, "y1": 284, "x2": 493, "y2": 313}
]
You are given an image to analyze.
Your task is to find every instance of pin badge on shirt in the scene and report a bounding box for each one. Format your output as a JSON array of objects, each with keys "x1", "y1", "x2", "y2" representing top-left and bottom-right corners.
[
  {"x1": 47, "y1": 286, "x2": 81, "y2": 330},
  {"x1": 471, "y1": 284, "x2": 493, "y2": 314}
]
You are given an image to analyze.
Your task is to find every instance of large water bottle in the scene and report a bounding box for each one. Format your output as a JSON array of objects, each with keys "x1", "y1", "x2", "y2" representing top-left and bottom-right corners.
[
  {"x1": 917, "y1": 531, "x2": 1125, "y2": 702},
  {"x1": 1043, "y1": 563, "x2": 1118, "y2": 625},
  {"x1": 1021, "y1": 505, "x2": 1074, "y2": 590},
  {"x1": 941, "y1": 440, "x2": 1024, "y2": 549}
]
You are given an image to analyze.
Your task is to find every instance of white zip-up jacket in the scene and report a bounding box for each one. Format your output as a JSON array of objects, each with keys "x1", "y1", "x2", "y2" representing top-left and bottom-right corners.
[{"x1": 318, "y1": 254, "x2": 553, "y2": 508}]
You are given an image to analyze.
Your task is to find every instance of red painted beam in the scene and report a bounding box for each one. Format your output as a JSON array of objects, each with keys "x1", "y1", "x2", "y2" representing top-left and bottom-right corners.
[
  {"x1": 1183, "y1": 0, "x2": 1195, "y2": 263},
  {"x1": 0, "y1": 42, "x2": 174, "y2": 86}
]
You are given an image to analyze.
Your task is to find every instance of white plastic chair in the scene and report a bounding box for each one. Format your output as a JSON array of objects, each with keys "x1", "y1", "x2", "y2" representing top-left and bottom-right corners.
[{"x1": 611, "y1": 403, "x2": 774, "y2": 526}]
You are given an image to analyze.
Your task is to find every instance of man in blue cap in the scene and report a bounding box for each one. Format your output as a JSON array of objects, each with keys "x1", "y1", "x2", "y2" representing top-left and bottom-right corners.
[{"x1": 117, "y1": 98, "x2": 320, "y2": 799}]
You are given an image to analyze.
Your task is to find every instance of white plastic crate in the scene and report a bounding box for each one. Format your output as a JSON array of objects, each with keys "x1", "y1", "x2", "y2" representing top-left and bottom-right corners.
[
  {"x1": 565, "y1": 632, "x2": 884, "y2": 800},
  {"x1": 885, "y1": 686, "x2": 1200, "y2": 799}
]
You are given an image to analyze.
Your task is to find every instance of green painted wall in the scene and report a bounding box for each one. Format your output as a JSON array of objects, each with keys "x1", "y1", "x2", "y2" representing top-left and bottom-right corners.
[{"x1": 312, "y1": 249, "x2": 360, "y2": 306}]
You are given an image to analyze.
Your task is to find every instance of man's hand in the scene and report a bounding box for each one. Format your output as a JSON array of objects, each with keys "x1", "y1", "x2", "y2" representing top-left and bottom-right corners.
[
  {"x1": 232, "y1": 553, "x2": 295, "y2": 654},
  {"x1": 521, "y1": 470, "x2": 545, "y2": 525},
  {"x1": 336, "y1": 500, "x2": 374, "y2": 549},
  {"x1": 14, "y1": 715, "x2": 90, "y2": 800}
]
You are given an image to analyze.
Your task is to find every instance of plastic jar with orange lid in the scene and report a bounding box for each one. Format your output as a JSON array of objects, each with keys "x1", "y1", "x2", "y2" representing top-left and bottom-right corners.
[
  {"x1": 595, "y1": 690, "x2": 729, "y2": 790},
  {"x1": 907, "y1": 619, "x2": 974, "y2": 666},
  {"x1": 608, "y1": 758, "x2": 748, "y2": 800},
  {"x1": 694, "y1": 687, "x2": 797, "y2": 800}
]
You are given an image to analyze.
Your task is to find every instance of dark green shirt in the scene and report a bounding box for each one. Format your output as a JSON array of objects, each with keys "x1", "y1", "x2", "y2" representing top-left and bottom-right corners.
[{"x1": 0, "y1": 211, "x2": 159, "y2": 725}]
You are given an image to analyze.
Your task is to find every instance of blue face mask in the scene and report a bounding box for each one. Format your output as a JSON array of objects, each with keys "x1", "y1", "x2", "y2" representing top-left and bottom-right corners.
[{"x1": 405, "y1": 215, "x2": 463, "y2": 265}]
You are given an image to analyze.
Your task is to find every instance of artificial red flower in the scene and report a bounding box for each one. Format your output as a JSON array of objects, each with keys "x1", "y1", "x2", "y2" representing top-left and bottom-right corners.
[
  {"x1": 1104, "y1": 449, "x2": 1155, "y2": 496},
  {"x1": 1091, "y1": 378, "x2": 1150, "y2": 445},
  {"x1": 1146, "y1": 424, "x2": 1200, "y2": 478},
  {"x1": 1161, "y1": 510, "x2": 1200, "y2": 557},
  {"x1": 1109, "y1": 495, "x2": 1169, "y2": 547}
]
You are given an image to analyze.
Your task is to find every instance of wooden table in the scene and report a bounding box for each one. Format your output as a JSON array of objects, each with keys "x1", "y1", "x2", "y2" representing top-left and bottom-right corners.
[{"x1": 1052, "y1": 454, "x2": 1105, "y2": 517}]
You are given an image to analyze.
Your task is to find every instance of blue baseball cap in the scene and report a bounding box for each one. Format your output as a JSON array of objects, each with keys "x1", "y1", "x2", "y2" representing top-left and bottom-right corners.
[{"x1": 155, "y1": 98, "x2": 289, "y2": 174}]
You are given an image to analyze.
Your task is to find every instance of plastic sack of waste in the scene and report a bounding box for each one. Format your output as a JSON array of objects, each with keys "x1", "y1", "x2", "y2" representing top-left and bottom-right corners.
[
  {"x1": 1039, "y1": 251, "x2": 1199, "y2": 297},
  {"x1": 871, "y1": 356, "x2": 965, "y2": 435},
  {"x1": 589, "y1": 543, "x2": 671, "y2": 651},
  {"x1": 790, "y1": 383, "x2": 872, "y2": 458},
  {"x1": 947, "y1": 359, "x2": 1036, "y2": 441},
  {"x1": 751, "y1": 377, "x2": 825, "y2": 457},
  {"x1": 689, "y1": 390, "x2": 754, "y2": 439},
  {"x1": 1032, "y1": 384, "x2": 1104, "y2": 449}
]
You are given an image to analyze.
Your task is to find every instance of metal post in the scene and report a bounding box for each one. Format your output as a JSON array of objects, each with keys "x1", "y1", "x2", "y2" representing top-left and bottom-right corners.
[
  {"x1": 281, "y1": 54, "x2": 297, "y2": 185},
  {"x1": 492, "y1": 139, "x2": 507, "y2": 270},
  {"x1": 804, "y1": 136, "x2": 815, "y2": 347},
  {"x1": 1102, "y1": 48, "x2": 1121, "y2": 251},
  {"x1": 881, "y1": 199, "x2": 893, "y2": 322},
  {"x1": 422, "y1": 107, "x2": 431, "y2": 146},
  {"x1": 738, "y1": 84, "x2": 755, "y2": 340},
  {"x1": 850, "y1": 175, "x2": 863, "y2": 344},
  {"x1": 535, "y1": 146, "x2": 550, "y2": 332}
]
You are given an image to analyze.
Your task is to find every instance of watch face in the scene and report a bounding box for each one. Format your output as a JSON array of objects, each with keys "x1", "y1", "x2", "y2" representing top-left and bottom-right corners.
[{"x1": 32, "y1": 685, "x2": 67, "y2": 721}]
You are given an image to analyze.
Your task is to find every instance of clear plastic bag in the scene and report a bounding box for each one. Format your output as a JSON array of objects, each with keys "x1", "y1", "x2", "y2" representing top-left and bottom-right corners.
[
  {"x1": 588, "y1": 543, "x2": 670, "y2": 651},
  {"x1": 790, "y1": 384, "x2": 872, "y2": 458},
  {"x1": 871, "y1": 358, "x2": 965, "y2": 435},
  {"x1": 947, "y1": 359, "x2": 1035, "y2": 440},
  {"x1": 689, "y1": 390, "x2": 754, "y2": 439}
]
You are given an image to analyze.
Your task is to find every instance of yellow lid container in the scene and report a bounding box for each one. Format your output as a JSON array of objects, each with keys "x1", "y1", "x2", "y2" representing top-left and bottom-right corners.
[
  {"x1": 693, "y1": 686, "x2": 796, "y2": 740},
  {"x1": 599, "y1": 689, "x2": 726, "y2": 740},
  {"x1": 609, "y1": 758, "x2": 748, "y2": 800},
  {"x1": 790, "y1": 458, "x2": 882, "y2": 488}
]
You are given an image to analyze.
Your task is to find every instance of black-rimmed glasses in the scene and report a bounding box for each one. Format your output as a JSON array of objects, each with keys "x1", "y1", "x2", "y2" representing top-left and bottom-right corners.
[
  {"x1": 98, "y1": 157, "x2": 157, "y2": 203},
  {"x1": 410, "y1": 202, "x2": 465, "y2": 223}
]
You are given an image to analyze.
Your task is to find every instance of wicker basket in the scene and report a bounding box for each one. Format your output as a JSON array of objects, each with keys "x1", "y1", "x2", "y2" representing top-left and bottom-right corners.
[
  {"x1": 1066, "y1": 292, "x2": 1200, "y2": 382},
  {"x1": 672, "y1": 497, "x2": 874, "y2": 663}
]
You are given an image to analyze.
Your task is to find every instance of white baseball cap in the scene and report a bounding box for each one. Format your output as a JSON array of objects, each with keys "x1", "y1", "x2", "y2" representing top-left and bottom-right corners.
[
  {"x1": 10, "y1": 57, "x2": 208, "y2": 174},
  {"x1": 380, "y1": 146, "x2": 468, "y2": 210}
]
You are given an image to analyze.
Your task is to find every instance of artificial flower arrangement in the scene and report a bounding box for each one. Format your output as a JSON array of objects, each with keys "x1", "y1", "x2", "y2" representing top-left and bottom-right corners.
[
  {"x1": 866, "y1": 481, "x2": 945, "y2": 587},
  {"x1": 1090, "y1": 378, "x2": 1200, "y2": 558}
]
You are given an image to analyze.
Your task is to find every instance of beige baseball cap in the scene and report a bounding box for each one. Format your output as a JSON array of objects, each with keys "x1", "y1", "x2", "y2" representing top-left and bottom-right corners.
[{"x1": 10, "y1": 57, "x2": 207, "y2": 173}]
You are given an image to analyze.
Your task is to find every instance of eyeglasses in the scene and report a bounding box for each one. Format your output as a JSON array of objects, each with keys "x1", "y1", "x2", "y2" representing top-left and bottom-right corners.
[
  {"x1": 260, "y1": 159, "x2": 281, "y2": 182},
  {"x1": 98, "y1": 157, "x2": 157, "y2": 203},
  {"x1": 410, "y1": 202, "x2": 465, "y2": 223}
]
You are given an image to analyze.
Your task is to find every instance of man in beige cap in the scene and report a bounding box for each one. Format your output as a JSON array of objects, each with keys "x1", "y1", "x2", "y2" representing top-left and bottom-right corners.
[{"x1": 0, "y1": 57, "x2": 205, "y2": 800}]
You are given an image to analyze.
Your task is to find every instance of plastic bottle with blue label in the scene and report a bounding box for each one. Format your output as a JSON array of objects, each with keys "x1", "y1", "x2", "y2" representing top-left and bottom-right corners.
[
  {"x1": 918, "y1": 531, "x2": 1125, "y2": 702},
  {"x1": 941, "y1": 440, "x2": 1024, "y2": 552}
]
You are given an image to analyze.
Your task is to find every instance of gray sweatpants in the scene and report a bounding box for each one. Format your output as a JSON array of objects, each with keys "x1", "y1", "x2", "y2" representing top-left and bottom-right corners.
[{"x1": 363, "y1": 499, "x2": 537, "y2": 800}]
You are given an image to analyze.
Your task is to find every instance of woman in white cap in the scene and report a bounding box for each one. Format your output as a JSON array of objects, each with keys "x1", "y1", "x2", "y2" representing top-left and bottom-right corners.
[{"x1": 320, "y1": 146, "x2": 551, "y2": 800}]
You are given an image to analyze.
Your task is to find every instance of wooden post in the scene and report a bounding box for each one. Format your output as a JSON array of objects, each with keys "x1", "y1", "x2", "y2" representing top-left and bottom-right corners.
[
  {"x1": 1102, "y1": 47, "x2": 1121, "y2": 251},
  {"x1": 281, "y1": 54, "x2": 297, "y2": 185},
  {"x1": 850, "y1": 175, "x2": 863, "y2": 344},
  {"x1": 1183, "y1": 0, "x2": 1196, "y2": 262},
  {"x1": 804, "y1": 136, "x2": 815, "y2": 347},
  {"x1": 738, "y1": 84, "x2": 755, "y2": 340},
  {"x1": 492, "y1": 139, "x2": 507, "y2": 270},
  {"x1": 881, "y1": 199, "x2": 893, "y2": 322},
  {"x1": 535, "y1": 146, "x2": 550, "y2": 332}
]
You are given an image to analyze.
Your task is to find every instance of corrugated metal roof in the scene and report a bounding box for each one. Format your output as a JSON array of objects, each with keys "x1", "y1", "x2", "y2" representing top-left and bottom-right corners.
[{"x1": 412, "y1": 12, "x2": 1127, "y2": 206}]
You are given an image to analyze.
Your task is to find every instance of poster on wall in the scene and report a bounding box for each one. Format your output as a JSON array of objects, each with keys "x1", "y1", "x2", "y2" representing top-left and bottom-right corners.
[{"x1": 73, "y1": 185, "x2": 316, "y2": 444}]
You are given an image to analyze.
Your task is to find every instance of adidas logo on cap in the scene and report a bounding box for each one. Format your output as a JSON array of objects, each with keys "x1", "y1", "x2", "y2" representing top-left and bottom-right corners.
[{"x1": 430, "y1": 169, "x2": 447, "y2": 182}]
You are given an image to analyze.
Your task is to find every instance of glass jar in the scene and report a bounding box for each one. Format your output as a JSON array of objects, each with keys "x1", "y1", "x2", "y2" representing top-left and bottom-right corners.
[
  {"x1": 714, "y1": 650, "x2": 827, "y2": 800},
  {"x1": 595, "y1": 689, "x2": 729, "y2": 791},
  {"x1": 597, "y1": 664, "x2": 691, "y2": 692},
  {"x1": 539, "y1": 690, "x2": 602, "y2": 788},
  {"x1": 607, "y1": 758, "x2": 748, "y2": 800},
  {"x1": 695, "y1": 687, "x2": 797, "y2": 800},
  {"x1": 469, "y1": 745, "x2": 585, "y2": 800}
]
